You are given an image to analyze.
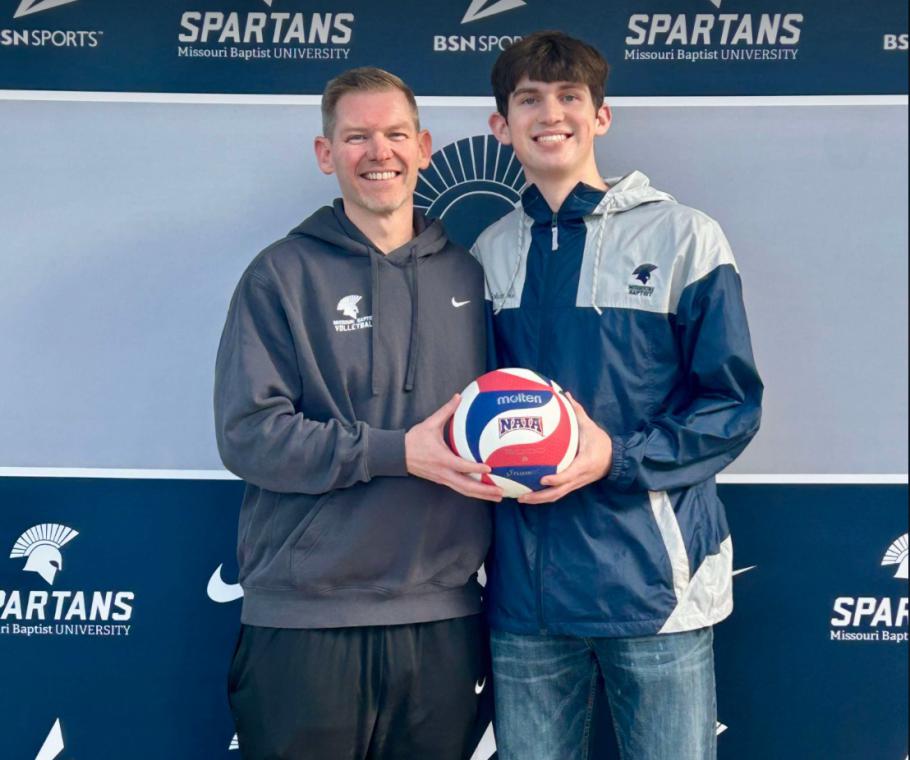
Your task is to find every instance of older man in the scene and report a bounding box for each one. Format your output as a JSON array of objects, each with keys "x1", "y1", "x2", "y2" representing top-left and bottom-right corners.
[{"x1": 215, "y1": 67, "x2": 500, "y2": 760}]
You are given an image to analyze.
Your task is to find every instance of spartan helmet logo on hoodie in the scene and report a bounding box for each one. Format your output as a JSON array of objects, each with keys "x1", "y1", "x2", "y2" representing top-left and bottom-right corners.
[
  {"x1": 9, "y1": 523, "x2": 79, "y2": 586},
  {"x1": 337, "y1": 294, "x2": 362, "y2": 320}
]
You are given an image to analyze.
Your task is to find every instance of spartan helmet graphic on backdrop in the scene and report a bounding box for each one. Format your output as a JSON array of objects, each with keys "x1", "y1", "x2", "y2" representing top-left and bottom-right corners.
[
  {"x1": 881, "y1": 534, "x2": 908, "y2": 580},
  {"x1": 9, "y1": 523, "x2": 79, "y2": 585}
]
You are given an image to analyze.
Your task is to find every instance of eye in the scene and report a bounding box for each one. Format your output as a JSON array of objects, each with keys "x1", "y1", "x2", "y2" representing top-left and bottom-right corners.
[
  {"x1": 389, "y1": 132, "x2": 408, "y2": 141},
  {"x1": 561, "y1": 93, "x2": 579, "y2": 102},
  {"x1": 346, "y1": 135, "x2": 366, "y2": 144}
]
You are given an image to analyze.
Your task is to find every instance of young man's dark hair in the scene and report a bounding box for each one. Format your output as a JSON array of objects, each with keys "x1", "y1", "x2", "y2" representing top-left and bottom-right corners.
[{"x1": 490, "y1": 30, "x2": 610, "y2": 117}]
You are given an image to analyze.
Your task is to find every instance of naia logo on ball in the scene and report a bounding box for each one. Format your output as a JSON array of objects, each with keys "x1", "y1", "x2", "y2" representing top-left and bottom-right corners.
[
  {"x1": 448, "y1": 368, "x2": 578, "y2": 498},
  {"x1": 499, "y1": 416, "x2": 543, "y2": 437}
]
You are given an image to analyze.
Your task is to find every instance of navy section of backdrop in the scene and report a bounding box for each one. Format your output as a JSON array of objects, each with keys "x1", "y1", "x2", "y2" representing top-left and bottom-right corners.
[
  {"x1": 1, "y1": 478, "x2": 906, "y2": 759},
  {"x1": 0, "y1": 0, "x2": 907, "y2": 95}
]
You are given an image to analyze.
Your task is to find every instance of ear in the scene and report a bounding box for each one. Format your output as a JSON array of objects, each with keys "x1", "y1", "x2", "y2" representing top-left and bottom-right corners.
[
  {"x1": 417, "y1": 128, "x2": 432, "y2": 170},
  {"x1": 594, "y1": 103, "x2": 612, "y2": 137},
  {"x1": 314, "y1": 135, "x2": 335, "y2": 176},
  {"x1": 488, "y1": 111, "x2": 512, "y2": 146}
]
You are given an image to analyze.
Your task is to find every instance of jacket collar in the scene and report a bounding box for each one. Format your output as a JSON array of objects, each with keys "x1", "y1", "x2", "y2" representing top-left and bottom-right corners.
[{"x1": 520, "y1": 181, "x2": 607, "y2": 224}]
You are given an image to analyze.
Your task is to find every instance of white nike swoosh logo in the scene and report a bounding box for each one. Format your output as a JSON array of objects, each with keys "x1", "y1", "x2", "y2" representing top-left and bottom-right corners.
[
  {"x1": 732, "y1": 565, "x2": 757, "y2": 577},
  {"x1": 451, "y1": 297, "x2": 471, "y2": 308},
  {"x1": 474, "y1": 676, "x2": 486, "y2": 694},
  {"x1": 207, "y1": 563, "x2": 244, "y2": 603}
]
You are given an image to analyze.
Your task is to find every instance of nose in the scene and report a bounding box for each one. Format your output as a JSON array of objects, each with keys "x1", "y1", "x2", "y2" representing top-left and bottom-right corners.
[
  {"x1": 367, "y1": 134, "x2": 394, "y2": 162},
  {"x1": 539, "y1": 94, "x2": 564, "y2": 125}
]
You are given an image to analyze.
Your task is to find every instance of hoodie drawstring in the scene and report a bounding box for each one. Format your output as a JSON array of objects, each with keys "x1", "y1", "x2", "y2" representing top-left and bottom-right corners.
[
  {"x1": 494, "y1": 210, "x2": 528, "y2": 315},
  {"x1": 404, "y1": 246, "x2": 420, "y2": 391},
  {"x1": 370, "y1": 251, "x2": 381, "y2": 396},
  {"x1": 590, "y1": 210, "x2": 610, "y2": 316}
]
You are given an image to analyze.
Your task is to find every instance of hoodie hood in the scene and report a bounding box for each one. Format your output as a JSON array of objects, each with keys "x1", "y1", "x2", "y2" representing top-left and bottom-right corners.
[
  {"x1": 521, "y1": 170, "x2": 675, "y2": 224},
  {"x1": 287, "y1": 200, "x2": 448, "y2": 395},
  {"x1": 598, "y1": 170, "x2": 676, "y2": 214},
  {"x1": 289, "y1": 199, "x2": 447, "y2": 261}
]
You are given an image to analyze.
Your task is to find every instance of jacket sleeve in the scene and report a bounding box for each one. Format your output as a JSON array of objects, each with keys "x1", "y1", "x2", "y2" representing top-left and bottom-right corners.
[
  {"x1": 606, "y1": 258, "x2": 763, "y2": 493},
  {"x1": 214, "y1": 269, "x2": 406, "y2": 495}
]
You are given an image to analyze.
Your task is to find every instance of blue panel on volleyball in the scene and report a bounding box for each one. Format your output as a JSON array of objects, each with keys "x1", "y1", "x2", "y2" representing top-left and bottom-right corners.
[{"x1": 465, "y1": 390, "x2": 552, "y2": 462}]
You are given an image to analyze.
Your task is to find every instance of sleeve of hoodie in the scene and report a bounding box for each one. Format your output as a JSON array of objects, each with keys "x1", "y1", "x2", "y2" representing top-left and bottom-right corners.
[
  {"x1": 214, "y1": 268, "x2": 407, "y2": 494},
  {"x1": 606, "y1": 219, "x2": 763, "y2": 493}
]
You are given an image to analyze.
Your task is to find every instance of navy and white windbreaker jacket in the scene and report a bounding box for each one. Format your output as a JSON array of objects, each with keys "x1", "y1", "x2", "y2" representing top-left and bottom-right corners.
[{"x1": 471, "y1": 171, "x2": 763, "y2": 637}]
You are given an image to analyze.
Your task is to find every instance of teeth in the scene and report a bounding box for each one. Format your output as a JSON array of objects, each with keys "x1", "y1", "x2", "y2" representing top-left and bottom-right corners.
[
  {"x1": 364, "y1": 171, "x2": 398, "y2": 180},
  {"x1": 537, "y1": 134, "x2": 568, "y2": 143}
]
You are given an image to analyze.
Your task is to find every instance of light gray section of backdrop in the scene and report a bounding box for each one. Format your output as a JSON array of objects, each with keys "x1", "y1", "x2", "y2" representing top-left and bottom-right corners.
[{"x1": 0, "y1": 101, "x2": 906, "y2": 473}]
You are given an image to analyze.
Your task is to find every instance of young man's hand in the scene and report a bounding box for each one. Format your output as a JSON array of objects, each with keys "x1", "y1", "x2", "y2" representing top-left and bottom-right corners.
[
  {"x1": 518, "y1": 393, "x2": 612, "y2": 504},
  {"x1": 406, "y1": 395, "x2": 503, "y2": 502}
]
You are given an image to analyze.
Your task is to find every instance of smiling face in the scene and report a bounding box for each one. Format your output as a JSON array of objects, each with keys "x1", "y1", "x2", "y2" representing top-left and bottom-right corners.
[
  {"x1": 314, "y1": 89, "x2": 431, "y2": 218},
  {"x1": 489, "y1": 77, "x2": 611, "y2": 188}
]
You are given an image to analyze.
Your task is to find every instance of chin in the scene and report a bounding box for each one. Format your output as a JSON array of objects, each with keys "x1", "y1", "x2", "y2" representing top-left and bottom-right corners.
[{"x1": 360, "y1": 194, "x2": 408, "y2": 215}]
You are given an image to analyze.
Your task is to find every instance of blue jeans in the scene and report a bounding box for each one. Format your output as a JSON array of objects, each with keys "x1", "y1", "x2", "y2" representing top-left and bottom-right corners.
[{"x1": 491, "y1": 627, "x2": 716, "y2": 760}]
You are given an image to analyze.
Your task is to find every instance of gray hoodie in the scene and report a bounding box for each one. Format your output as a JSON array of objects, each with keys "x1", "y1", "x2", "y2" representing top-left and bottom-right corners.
[{"x1": 214, "y1": 201, "x2": 491, "y2": 628}]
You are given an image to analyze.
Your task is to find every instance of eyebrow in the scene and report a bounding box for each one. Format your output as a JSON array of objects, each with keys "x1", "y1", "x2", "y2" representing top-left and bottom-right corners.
[
  {"x1": 339, "y1": 122, "x2": 414, "y2": 135},
  {"x1": 511, "y1": 83, "x2": 585, "y2": 98}
]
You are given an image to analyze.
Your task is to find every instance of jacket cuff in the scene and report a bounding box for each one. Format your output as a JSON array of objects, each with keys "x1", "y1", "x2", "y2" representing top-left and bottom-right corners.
[
  {"x1": 606, "y1": 435, "x2": 627, "y2": 487},
  {"x1": 366, "y1": 428, "x2": 408, "y2": 478}
]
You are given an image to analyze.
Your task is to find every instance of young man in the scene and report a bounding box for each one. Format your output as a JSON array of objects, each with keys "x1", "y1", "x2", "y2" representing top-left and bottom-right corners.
[
  {"x1": 214, "y1": 68, "x2": 500, "y2": 760},
  {"x1": 472, "y1": 33, "x2": 763, "y2": 759}
]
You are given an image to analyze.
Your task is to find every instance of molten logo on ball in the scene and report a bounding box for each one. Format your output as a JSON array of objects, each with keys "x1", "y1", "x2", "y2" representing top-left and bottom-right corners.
[{"x1": 448, "y1": 368, "x2": 579, "y2": 498}]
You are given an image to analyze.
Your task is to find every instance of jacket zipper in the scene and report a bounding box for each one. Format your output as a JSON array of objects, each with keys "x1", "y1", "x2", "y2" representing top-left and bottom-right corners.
[
  {"x1": 536, "y1": 508, "x2": 548, "y2": 634},
  {"x1": 536, "y1": 216, "x2": 559, "y2": 634}
]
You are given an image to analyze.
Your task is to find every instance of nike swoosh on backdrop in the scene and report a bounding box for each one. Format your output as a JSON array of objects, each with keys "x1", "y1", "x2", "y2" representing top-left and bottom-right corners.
[
  {"x1": 452, "y1": 298, "x2": 471, "y2": 308},
  {"x1": 207, "y1": 563, "x2": 244, "y2": 603},
  {"x1": 732, "y1": 565, "x2": 757, "y2": 577}
]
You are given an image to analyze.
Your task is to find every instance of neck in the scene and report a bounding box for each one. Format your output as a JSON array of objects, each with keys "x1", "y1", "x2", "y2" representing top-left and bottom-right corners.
[
  {"x1": 526, "y1": 161, "x2": 607, "y2": 212},
  {"x1": 343, "y1": 200, "x2": 415, "y2": 254}
]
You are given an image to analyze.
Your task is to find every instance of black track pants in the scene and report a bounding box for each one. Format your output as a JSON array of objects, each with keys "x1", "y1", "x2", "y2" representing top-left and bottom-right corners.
[{"x1": 228, "y1": 615, "x2": 492, "y2": 760}]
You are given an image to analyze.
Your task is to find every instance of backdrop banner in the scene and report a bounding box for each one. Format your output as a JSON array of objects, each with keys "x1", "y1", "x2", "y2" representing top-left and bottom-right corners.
[
  {"x1": 1, "y1": 479, "x2": 906, "y2": 758},
  {"x1": 1, "y1": 0, "x2": 908, "y2": 758},
  {"x1": 0, "y1": 0, "x2": 907, "y2": 96}
]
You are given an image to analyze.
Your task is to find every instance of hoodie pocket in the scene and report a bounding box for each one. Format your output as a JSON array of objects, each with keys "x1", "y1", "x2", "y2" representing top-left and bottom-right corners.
[
  {"x1": 290, "y1": 478, "x2": 491, "y2": 595},
  {"x1": 239, "y1": 490, "x2": 334, "y2": 590}
]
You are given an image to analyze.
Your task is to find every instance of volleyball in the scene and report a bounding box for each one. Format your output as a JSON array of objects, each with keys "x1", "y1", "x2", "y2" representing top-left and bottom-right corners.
[{"x1": 447, "y1": 368, "x2": 579, "y2": 498}]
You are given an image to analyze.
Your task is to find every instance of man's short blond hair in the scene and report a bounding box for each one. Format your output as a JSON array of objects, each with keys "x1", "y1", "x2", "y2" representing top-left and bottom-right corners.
[{"x1": 321, "y1": 67, "x2": 420, "y2": 138}]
